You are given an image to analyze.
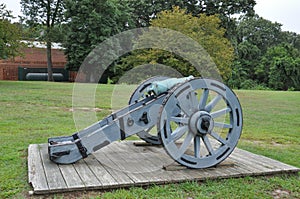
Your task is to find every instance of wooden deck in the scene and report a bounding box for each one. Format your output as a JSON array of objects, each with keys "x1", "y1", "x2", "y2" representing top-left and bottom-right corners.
[{"x1": 28, "y1": 141, "x2": 299, "y2": 195}]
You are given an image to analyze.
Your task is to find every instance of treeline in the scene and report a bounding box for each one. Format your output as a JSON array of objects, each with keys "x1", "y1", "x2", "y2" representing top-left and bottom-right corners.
[
  {"x1": 1, "y1": 1, "x2": 300, "y2": 90},
  {"x1": 230, "y1": 15, "x2": 300, "y2": 90}
]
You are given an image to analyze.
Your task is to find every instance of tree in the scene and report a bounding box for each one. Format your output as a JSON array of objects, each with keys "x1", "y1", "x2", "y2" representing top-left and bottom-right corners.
[
  {"x1": 117, "y1": 7, "x2": 234, "y2": 81},
  {"x1": 21, "y1": 0, "x2": 65, "y2": 81},
  {"x1": 229, "y1": 15, "x2": 286, "y2": 89},
  {"x1": 259, "y1": 44, "x2": 300, "y2": 90},
  {"x1": 280, "y1": 31, "x2": 300, "y2": 52},
  {"x1": 20, "y1": 22, "x2": 68, "y2": 44},
  {"x1": 0, "y1": 4, "x2": 23, "y2": 59},
  {"x1": 236, "y1": 15, "x2": 283, "y2": 54},
  {"x1": 227, "y1": 41, "x2": 262, "y2": 88},
  {"x1": 127, "y1": 0, "x2": 256, "y2": 47},
  {"x1": 128, "y1": 0, "x2": 256, "y2": 28},
  {"x1": 63, "y1": 0, "x2": 133, "y2": 82}
]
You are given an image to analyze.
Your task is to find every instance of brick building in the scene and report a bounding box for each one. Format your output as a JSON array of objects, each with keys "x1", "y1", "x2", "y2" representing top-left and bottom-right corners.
[{"x1": 0, "y1": 41, "x2": 75, "y2": 81}]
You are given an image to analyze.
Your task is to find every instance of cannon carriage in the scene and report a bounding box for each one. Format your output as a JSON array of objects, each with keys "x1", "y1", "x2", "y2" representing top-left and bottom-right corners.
[{"x1": 48, "y1": 76, "x2": 242, "y2": 169}]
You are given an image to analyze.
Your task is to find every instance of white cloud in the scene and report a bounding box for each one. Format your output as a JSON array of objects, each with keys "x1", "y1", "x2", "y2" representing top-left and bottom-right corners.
[
  {"x1": 255, "y1": 0, "x2": 300, "y2": 33},
  {"x1": 1, "y1": 0, "x2": 22, "y2": 20}
]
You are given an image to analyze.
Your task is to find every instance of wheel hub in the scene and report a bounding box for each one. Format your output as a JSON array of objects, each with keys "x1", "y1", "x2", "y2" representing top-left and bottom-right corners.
[{"x1": 189, "y1": 111, "x2": 214, "y2": 135}]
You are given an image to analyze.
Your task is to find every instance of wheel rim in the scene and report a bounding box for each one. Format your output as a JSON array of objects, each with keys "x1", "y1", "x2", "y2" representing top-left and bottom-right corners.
[
  {"x1": 158, "y1": 78, "x2": 243, "y2": 168},
  {"x1": 129, "y1": 76, "x2": 169, "y2": 145}
]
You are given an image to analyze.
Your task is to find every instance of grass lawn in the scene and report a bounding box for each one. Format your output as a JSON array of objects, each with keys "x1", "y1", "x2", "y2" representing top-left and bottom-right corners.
[{"x1": 0, "y1": 81, "x2": 299, "y2": 198}]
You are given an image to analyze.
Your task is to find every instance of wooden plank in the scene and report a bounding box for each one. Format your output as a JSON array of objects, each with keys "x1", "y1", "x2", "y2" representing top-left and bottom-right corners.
[
  {"x1": 201, "y1": 167, "x2": 230, "y2": 179},
  {"x1": 101, "y1": 143, "x2": 151, "y2": 184},
  {"x1": 39, "y1": 144, "x2": 68, "y2": 192},
  {"x1": 136, "y1": 141, "x2": 237, "y2": 181},
  {"x1": 233, "y1": 160, "x2": 261, "y2": 175},
  {"x1": 117, "y1": 142, "x2": 172, "y2": 183},
  {"x1": 110, "y1": 142, "x2": 159, "y2": 174},
  {"x1": 224, "y1": 156, "x2": 255, "y2": 176},
  {"x1": 230, "y1": 155, "x2": 265, "y2": 174},
  {"x1": 230, "y1": 151, "x2": 273, "y2": 174},
  {"x1": 129, "y1": 142, "x2": 190, "y2": 182},
  {"x1": 133, "y1": 142, "x2": 178, "y2": 168},
  {"x1": 93, "y1": 150, "x2": 135, "y2": 186},
  {"x1": 84, "y1": 155, "x2": 118, "y2": 188},
  {"x1": 28, "y1": 144, "x2": 49, "y2": 194},
  {"x1": 180, "y1": 169, "x2": 206, "y2": 181},
  {"x1": 234, "y1": 148, "x2": 299, "y2": 172},
  {"x1": 234, "y1": 149, "x2": 281, "y2": 171},
  {"x1": 233, "y1": 149, "x2": 284, "y2": 174},
  {"x1": 218, "y1": 162, "x2": 252, "y2": 178},
  {"x1": 239, "y1": 153, "x2": 282, "y2": 174},
  {"x1": 58, "y1": 164, "x2": 85, "y2": 190},
  {"x1": 133, "y1": 141, "x2": 248, "y2": 181},
  {"x1": 210, "y1": 167, "x2": 235, "y2": 179},
  {"x1": 73, "y1": 158, "x2": 101, "y2": 189}
]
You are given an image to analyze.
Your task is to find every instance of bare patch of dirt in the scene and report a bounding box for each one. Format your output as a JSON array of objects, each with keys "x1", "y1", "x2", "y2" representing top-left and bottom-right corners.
[
  {"x1": 68, "y1": 107, "x2": 104, "y2": 112},
  {"x1": 271, "y1": 189, "x2": 291, "y2": 199}
]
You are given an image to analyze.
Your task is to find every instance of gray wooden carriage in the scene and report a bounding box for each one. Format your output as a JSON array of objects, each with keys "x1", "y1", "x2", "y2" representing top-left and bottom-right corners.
[{"x1": 48, "y1": 76, "x2": 243, "y2": 169}]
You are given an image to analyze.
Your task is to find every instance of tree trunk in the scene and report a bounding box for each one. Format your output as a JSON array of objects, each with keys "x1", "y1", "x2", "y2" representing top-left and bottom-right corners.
[{"x1": 46, "y1": 41, "x2": 54, "y2": 81}]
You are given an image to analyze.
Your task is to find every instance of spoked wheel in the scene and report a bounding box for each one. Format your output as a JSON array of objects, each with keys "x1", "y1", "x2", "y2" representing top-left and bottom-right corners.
[
  {"x1": 129, "y1": 76, "x2": 169, "y2": 145},
  {"x1": 158, "y1": 78, "x2": 243, "y2": 168}
]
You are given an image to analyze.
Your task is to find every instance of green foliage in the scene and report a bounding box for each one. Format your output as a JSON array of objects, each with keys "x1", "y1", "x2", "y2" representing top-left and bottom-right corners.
[
  {"x1": 0, "y1": 4, "x2": 23, "y2": 59},
  {"x1": 63, "y1": 0, "x2": 134, "y2": 82},
  {"x1": 0, "y1": 3, "x2": 14, "y2": 19},
  {"x1": 62, "y1": 0, "x2": 256, "y2": 83},
  {"x1": 261, "y1": 44, "x2": 300, "y2": 90},
  {"x1": 128, "y1": 0, "x2": 256, "y2": 29},
  {"x1": 117, "y1": 7, "x2": 234, "y2": 81},
  {"x1": 280, "y1": 31, "x2": 300, "y2": 52},
  {"x1": 21, "y1": 0, "x2": 65, "y2": 26},
  {"x1": 20, "y1": 0, "x2": 66, "y2": 43},
  {"x1": 234, "y1": 15, "x2": 283, "y2": 85},
  {"x1": 228, "y1": 41, "x2": 262, "y2": 89},
  {"x1": 229, "y1": 14, "x2": 300, "y2": 90},
  {"x1": 21, "y1": 23, "x2": 69, "y2": 43},
  {"x1": 236, "y1": 15, "x2": 283, "y2": 53}
]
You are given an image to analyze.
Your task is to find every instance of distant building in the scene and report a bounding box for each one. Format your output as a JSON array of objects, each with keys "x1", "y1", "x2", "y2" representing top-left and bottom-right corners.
[{"x1": 0, "y1": 41, "x2": 75, "y2": 81}]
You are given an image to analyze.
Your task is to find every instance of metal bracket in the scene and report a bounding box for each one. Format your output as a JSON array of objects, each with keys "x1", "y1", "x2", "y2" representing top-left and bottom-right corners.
[
  {"x1": 139, "y1": 112, "x2": 149, "y2": 124},
  {"x1": 73, "y1": 133, "x2": 88, "y2": 158}
]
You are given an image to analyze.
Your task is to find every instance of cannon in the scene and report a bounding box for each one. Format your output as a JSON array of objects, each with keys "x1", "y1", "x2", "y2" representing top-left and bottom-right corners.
[{"x1": 48, "y1": 76, "x2": 242, "y2": 169}]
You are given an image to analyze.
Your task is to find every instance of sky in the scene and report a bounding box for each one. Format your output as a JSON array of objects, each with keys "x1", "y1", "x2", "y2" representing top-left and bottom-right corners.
[{"x1": 1, "y1": 0, "x2": 300, "y2": 34}]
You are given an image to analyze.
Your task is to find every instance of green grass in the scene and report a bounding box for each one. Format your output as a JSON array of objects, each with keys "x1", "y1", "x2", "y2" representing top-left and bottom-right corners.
[
  {"x1": 0, "y1": 81, "x2": 299, "y2": 198},
  {"x1": 237, "y1": 90, "x2": 300, "y2": 168}
]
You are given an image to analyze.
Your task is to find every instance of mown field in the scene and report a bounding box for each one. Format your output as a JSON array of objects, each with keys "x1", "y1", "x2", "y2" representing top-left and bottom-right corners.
[{"x1": 0, "y1": 81, "x2": 299, "y2": 198}]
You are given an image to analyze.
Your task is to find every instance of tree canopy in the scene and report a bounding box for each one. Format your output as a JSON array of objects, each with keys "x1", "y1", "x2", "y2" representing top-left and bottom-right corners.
[
  {"x1": 228, "y1": 14, "x2": 300, "y2": 90},
  {"x1": 63, "y1": 0, "x2": 133, "y2": 82},
  {"x1": 62, "y1": 0, "x2": 257, "y2": 83},
  {"x1": 115, "y1": 7, "x2": 234, "y2": 82},
  {"x1": 128, "y1": 0, "x2": 256, "y2": 27},
  {"x1": 0, "y1": 3, "x2": 23, "y2": 59},
  {"x1": 260, "y1": 44, "x2": 300, "y2": 90}
]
